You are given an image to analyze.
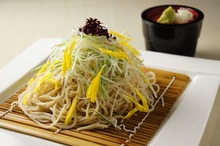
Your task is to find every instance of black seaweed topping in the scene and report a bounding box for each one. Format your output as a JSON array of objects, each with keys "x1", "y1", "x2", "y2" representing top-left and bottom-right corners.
[{"x1": 79, "y1": 18, "x2": 114, "y2": 39}]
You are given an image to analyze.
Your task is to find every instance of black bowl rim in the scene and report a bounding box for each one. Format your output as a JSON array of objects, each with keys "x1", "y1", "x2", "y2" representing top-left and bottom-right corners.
[{"x1": 141, "y1": 4, "x2": 204, "y2": 27}]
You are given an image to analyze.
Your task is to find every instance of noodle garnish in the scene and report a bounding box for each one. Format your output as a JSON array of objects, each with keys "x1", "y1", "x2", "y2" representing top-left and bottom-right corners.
[
  {"x1": 122, "y1": 90, "x2": 149, "y2": 122},
  {"x1": 86, "y1": 64, "x2": 106, "y2": 103},
  {"x1": 108, "y1": 30, "x2": 131, "y2": 41},
  {"x1": 65, "y1": 95, "x2": 79, "y2": 125}
]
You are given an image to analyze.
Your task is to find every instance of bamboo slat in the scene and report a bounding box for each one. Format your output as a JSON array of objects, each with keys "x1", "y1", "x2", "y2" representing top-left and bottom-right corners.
[{"x1": 0, "y1": 68, "x2": 190, "y2": 146}]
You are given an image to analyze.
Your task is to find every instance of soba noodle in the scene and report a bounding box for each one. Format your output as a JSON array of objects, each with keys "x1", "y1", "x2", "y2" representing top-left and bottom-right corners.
[{"x1": 15, "y1": 18, "x2": 160, "y2": 131}]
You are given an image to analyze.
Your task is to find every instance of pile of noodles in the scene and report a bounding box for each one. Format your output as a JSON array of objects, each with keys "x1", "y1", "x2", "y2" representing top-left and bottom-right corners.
[{"x1": 17, "y1": 19, "x2": 159, "y2": 131}]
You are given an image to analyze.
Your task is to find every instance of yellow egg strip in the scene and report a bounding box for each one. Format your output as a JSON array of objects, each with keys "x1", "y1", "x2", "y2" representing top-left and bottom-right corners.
[
  {"x1": 65, "y1": 96, "x2": 79, "y2": 125},
  {"x1": 22, "y1": 94, "x2": 28, "y2": 105},
  {"x1": 98, "y1": 47, "x2": 127, "y2": 60},
  {"x1": 134, "y1": 88, "x2": 149, "y2": 111},
  {"x1": 109, "y1": 30, "x2": 131, "y2": 41},
  {"x1": 38, "y1": 62, "x2": 50, "y2": 73},
  {"x1": 121, "y1": 41, "x2": 140, "y2": 56},
  {"x1": 124, "y1": 95, "x2": 144, "y2": 111},
  {"x1": 66, "y1": 37, "x2": 77, "y2": 70},
  {"x1": 62, "y1": 46, "x2": 68, "y2": 76},
  {"x1": 122, "y1": 89, "x2": 149, "y2": 121},
  {"x1": 122, "y1": 107, "x2": 139, "y2": 122},
  {"x1": 35, "y1": 61, "x2": 50, "y2": 77},
  {"x1": 86, "y1": 65, "x2": 105, "y2": 103},
  {"x1": 27, "y1": 78, "x2": 35, "y2": 85},
  {"x1": 50, "y1": 79, "x2": 59, "y2": 90},
  {"x1": 62, "y1": 37, "x2": 77, "y2": 76},
  {"x1": 137, "y1": 67, "x2": 157, "y2": 98},
  {"x1": 98, "y1": 47, "x2": 133, "y2": 65}
]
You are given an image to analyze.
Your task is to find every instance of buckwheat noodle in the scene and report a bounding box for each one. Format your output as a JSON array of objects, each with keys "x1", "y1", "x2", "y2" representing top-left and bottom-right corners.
[{"x1": 3, "y1": 19, "x2": 162, "y2": 133}]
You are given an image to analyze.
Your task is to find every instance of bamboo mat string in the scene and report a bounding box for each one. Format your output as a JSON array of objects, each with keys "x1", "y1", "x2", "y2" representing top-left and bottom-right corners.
[
  {"x1": 120, "y1": 76, "x2": 176, "y2": 146},
  {"x1": 54, "y1": 128, "x2": 62, "y2": 135},
  {"x1": 0, "y1": 101, "x2": 18, "y2": 118}
]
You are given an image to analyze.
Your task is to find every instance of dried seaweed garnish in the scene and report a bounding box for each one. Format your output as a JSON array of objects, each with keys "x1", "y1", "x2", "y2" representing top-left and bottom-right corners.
[{"x1": 79, "y1": 18, "x2": 114, "y2": 39}]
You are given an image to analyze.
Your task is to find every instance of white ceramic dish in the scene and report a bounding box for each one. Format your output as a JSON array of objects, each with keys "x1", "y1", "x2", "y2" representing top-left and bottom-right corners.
[{"x1": 0, "y1": 38, "x2": 220, "y2": 146}]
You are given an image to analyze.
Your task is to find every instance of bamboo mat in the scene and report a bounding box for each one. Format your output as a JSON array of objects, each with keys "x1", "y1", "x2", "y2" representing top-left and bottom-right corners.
[{"x1": 0, "y1": 68, "x2": 190, "y2": 146}]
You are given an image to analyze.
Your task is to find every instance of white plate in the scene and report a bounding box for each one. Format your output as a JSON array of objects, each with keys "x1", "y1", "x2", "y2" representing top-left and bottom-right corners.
[{"x1": 0, "y1": 38, "x2": 220, "y2": 146}]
